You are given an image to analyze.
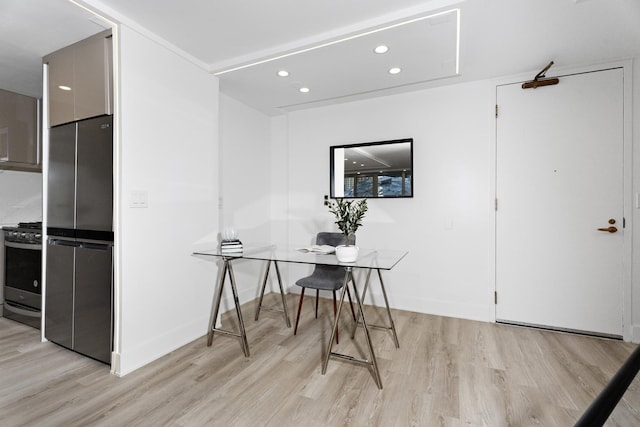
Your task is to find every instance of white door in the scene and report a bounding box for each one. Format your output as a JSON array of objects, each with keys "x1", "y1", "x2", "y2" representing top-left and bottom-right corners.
[{"x1": 495, "y1": 68, "x2": 624, "y2": 337}]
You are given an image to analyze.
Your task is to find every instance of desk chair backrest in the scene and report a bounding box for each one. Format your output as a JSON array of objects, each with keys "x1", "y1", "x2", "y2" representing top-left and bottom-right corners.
[{"x1": 293, "y1": 232, "x2": 357, "y2": 342}]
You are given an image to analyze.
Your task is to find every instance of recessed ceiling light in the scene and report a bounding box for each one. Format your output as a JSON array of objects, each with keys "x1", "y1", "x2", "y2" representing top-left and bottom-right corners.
[
  {"x1": 277, "y1": 70, "x2": 289, "y2": 77},
  {"x1": 214, "y1": 8, "x2": 459, "y2": 76},
  {"x1": 58, "y1": 85, "x2": 72, "y2": 91},
  {"x1": 374, "y1": 45, "x2": 389, "y2": 54},
  {"x1": 388, "y1": 67, "x2": 402, "y2": 75},
  {"x1": 299, "y1": 87, "x2": 310, "y2": 93}
]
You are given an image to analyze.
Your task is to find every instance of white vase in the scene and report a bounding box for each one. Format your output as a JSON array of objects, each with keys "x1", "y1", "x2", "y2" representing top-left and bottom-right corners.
[{"x1": 335, "y1": 245, "x2": 359, "y2": 263}]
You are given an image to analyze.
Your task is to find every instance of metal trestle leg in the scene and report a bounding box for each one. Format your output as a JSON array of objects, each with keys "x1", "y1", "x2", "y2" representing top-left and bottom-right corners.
[
  {"x1": 207, "y1": 258, "x2": 250, "y2": 357},
  {"x1": 351, "y1": 268, "x2": 400, "y2": 349},
  {"x1": 322, "y1": 267, "x2": 383, "y2": 389},
  {"x1": 254, "y1": 260, "x2": 291, "y2": 327}
]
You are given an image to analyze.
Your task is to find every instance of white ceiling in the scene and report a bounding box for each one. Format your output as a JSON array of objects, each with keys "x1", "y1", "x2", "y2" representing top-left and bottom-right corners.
[{"x1": 2, "y1": 0, "x2": 640, "y2": 114}]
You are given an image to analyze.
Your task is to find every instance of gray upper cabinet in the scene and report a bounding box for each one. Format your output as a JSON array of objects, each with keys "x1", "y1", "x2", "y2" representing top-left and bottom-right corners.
[
  {"x1": 45, "y1": 30, "x2": 113, "y2": 128},
  {"x1": 0, "y1": 88, "x2": 40, "y2": 171},
  {"x1": 47, "y1": 46, "x2": 75, "y2": 127}
]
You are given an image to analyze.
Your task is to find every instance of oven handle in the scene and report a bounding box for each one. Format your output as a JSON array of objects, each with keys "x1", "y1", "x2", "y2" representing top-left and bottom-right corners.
[
  {"x1": 4, "y1": 301, "x2": 42, "y2": 318},
  {"x1": 4, "y1": 241, "x2": 42, "y2": 250}
]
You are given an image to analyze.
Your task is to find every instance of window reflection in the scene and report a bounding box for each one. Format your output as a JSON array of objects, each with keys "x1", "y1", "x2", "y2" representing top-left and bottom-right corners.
[{"x1": 331, "y1": 139, "x2": 413, "y2": 198}]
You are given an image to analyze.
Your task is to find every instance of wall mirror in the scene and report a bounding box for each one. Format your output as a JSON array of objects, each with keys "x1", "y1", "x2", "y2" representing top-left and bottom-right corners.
[{"x1": 330, "y1": 138, "x2": 413, "y2": 198}]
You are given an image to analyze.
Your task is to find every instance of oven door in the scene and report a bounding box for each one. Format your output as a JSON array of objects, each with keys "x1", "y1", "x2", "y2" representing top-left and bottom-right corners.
[
  {"x1": 4, "y1": 240, "x2": 42, "y2": 329},
  {"x1": 4, "y1": 240, "x2": 42, "y2": 295}
]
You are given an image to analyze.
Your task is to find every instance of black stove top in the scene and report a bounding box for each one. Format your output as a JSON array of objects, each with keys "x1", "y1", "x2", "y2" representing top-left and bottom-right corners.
[
  {"x1": 3, "y1": 222, "x2": 42, "y2": 232},
  {"x1": 17, "y1": 221, "x2": 42, "y2": 230},
  {"x1": 3, "y1": 222, "x2": 42, "y2": 244}
]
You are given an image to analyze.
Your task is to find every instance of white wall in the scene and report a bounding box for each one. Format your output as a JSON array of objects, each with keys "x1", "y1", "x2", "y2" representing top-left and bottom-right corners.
[
  {"x1": 632, "y1": 63, "x2": 640, "y2": 342},
  {"x1": 0, "y1": 170, "x2": 42, "y2": 226},
  {"x1": 115, "y1": 25, "x2": 219, "y2": 375},
  {"x1": 219, "y1": 81, "x2": 496, "y2": 322},
  {"x1": 278, "y1": 81, "x2": 494, "y2": 321},
  {"x1": 218, "y1": 93, "x2": 274, "y2": 307}
]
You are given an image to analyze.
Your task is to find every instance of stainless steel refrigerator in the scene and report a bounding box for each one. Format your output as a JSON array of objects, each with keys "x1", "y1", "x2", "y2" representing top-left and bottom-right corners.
[{"x1": 45, "y1": 114, "x2": 113, "y2": 364}]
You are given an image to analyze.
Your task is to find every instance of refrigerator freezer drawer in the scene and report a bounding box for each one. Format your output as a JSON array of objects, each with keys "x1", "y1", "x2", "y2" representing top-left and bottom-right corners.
[
  {"x1": 74, "y1": 242, "x2": 113, "y2": 364},
  {"x1": 45, "y1": 239, "x2": 113, "y2": 364}
]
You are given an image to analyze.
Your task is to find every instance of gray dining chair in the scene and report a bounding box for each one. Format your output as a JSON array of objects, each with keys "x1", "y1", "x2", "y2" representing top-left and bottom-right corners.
[{"x1": 294, "y1": 232, "x2": 356, "y2": 343}]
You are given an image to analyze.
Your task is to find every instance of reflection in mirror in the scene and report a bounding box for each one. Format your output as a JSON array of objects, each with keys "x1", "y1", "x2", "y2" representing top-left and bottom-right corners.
[{"x1": 330, "y1": 138, "x2": 413, "y2": 198}]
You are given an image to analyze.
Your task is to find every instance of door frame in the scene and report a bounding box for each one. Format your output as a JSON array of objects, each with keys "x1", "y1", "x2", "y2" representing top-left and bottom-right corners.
[{"x1": 488, "y1": 60, "x2": 633, "y2": 341}]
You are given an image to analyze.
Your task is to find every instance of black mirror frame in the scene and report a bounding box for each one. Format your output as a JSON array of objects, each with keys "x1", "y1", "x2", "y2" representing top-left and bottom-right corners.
[{"x1": 329, "y1": 138, "x2": 414, "y2": 199}]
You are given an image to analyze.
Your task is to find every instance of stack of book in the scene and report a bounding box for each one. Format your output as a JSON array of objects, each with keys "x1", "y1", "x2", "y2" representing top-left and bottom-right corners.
[{"x1": 220, "y1": 239, "x2": 243, "y2": 255}]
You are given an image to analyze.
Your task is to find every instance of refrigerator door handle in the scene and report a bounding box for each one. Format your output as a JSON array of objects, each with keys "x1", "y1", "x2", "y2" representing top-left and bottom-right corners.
[
  {"x1": 79, "y1": 242, "x2": 112, "y2": 251},
  {"x1": 49, "y1": 239, "x2": 79, "y2": 248}
]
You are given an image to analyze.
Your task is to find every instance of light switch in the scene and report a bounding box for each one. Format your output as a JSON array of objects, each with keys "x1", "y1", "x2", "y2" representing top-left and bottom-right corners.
[
  {"x1": 130, "y1": 190, "x2": 148, "y2": 208},
  {"x1": 444, "y1": 218, "x2": 454, "y2": 230}
]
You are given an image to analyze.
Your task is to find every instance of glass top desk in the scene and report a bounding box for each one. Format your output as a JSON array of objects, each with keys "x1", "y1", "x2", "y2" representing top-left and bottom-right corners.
[{"x1": 193, "y1": 245, "x2": 408, "y2": 389}]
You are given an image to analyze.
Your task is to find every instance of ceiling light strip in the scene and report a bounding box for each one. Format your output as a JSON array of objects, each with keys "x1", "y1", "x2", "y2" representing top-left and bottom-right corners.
[
  {"x1": 214, "y1": 8, "x2": 460, "y2": 76},
  {"x1": 68, "y1": 0, "x2": 118, "y2": 28},
  {"x1": 455, "y1": 8, "x2": 461, "y2": 75}
]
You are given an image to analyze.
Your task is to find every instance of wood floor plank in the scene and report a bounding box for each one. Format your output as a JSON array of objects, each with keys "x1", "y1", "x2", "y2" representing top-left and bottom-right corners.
[{"x1": 1, "y1": 293, "x2": 639, "y2": 426}]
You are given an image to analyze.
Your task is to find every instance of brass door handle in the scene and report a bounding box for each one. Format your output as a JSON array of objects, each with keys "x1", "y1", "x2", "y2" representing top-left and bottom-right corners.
[{"x1": 597, "y1": 226, "x2": 618, "y2": 233}]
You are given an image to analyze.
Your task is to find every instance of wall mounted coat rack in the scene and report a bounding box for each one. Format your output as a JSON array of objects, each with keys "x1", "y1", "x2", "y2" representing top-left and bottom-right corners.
[{"x1": 522, "y1": 61, "x2": 560, "y2": 89}]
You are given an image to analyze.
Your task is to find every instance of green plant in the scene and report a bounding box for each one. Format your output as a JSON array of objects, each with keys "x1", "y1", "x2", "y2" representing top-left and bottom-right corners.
[{"x1": 327, "y1": 198, "x2": 368, "y2": 244}]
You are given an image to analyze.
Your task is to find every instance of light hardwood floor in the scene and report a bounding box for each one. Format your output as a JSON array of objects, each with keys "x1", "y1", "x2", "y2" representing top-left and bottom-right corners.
[{"x1": 1, "y1": 294, "x2": 639, "y2": 426}]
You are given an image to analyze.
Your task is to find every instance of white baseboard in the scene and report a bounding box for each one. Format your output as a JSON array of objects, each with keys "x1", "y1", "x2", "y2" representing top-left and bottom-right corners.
[
  {"x1": 284, "y1": 286, "x2": 491, "y2": 323},
  {"x1": 631, "y1": 324, "x2": 640, "y2": 343},
  {"x1": 376, "y1": 291, "x2": 491, "y2": 322},
  {"x1": 113, "y1": 315, "x2": 209, "y2": 377}
]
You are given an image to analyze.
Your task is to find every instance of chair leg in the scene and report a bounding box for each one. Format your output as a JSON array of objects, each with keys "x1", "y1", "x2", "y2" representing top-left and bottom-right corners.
[
  {"x1": 346, "y1": 286, "x2": 356, "y2": 321},
  {"x1": 294, "y1": 288, "x2": 305, "y2": 336},
  {"x1": 333, "y1": 290, "x2": 339, "y2": 344},
  {"x1": 315, "y1": 289, "x2": 319, "y2": 318}
]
